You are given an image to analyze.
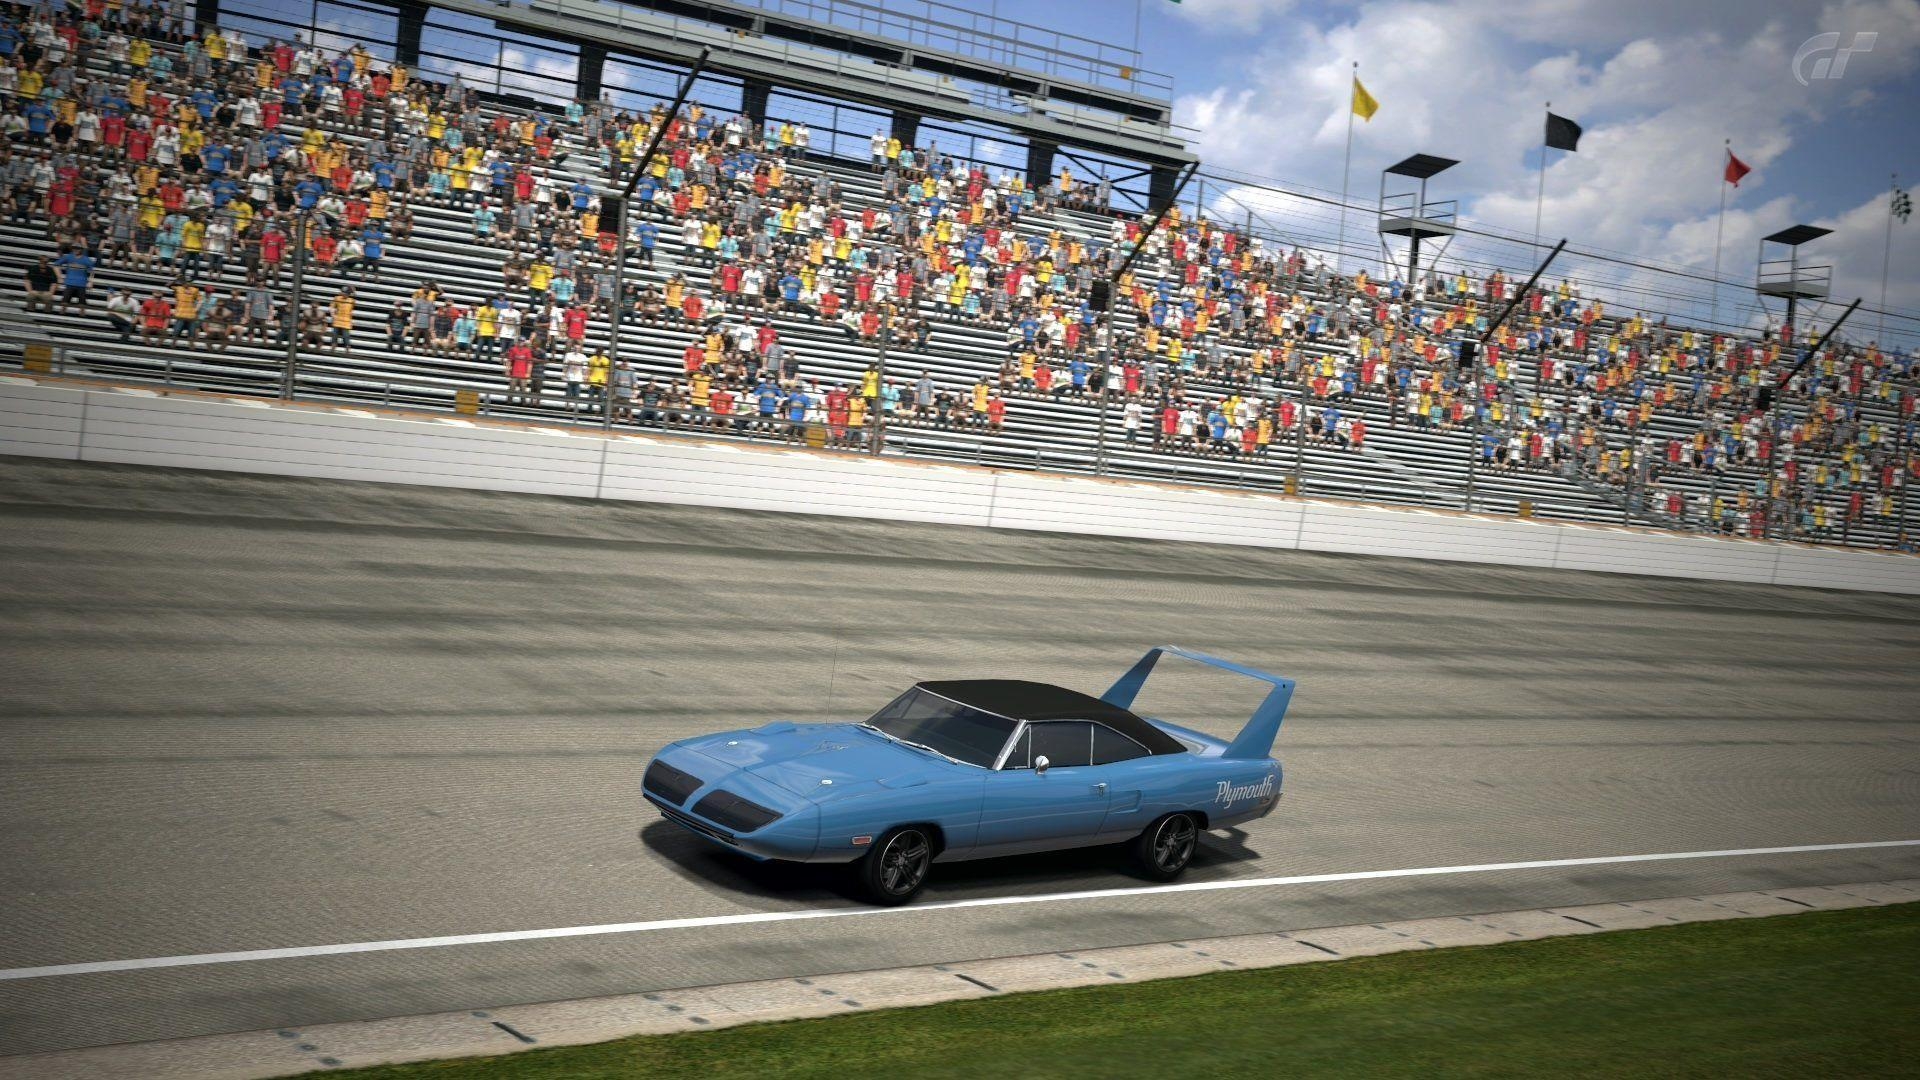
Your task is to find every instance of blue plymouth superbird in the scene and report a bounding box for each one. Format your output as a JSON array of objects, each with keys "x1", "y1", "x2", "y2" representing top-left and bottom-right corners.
[{"x1": 642, "y1": 646, "x2": 1293, "y2": 904}]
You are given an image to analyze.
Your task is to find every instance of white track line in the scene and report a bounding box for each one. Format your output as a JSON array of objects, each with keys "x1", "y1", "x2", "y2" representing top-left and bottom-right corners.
[{"x1": 3, "y1": 839, "x2": 1915, "y2": 983}]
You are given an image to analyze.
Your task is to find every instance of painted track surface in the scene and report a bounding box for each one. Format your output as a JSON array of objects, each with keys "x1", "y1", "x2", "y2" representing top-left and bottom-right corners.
[{"x1": 2, "y1": 457, "x2": 1917, "y2": 1057}]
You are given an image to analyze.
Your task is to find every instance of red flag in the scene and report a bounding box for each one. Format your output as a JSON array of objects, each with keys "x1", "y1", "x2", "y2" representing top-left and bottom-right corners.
[{"x1": 1725, "y1": 150, "x2": 1751, "y2": 187}]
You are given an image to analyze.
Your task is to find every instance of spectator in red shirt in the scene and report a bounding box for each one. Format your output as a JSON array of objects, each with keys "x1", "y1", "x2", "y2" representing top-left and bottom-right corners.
[
  {"x1": 505, "y1": 340, "x2": 535, "y2": 403},
  {"x1": 138, "y1": 291, "x2": 171, "y2": 346},
  {"x1": 826, "y1": 384, "x2": 850, "y2": 444},
  {"x1": 259, "y1": 223, "x2": 288, "y2": 282}
]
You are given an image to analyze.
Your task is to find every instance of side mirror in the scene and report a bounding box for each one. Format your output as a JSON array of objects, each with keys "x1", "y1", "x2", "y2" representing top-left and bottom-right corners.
[{"x1": 1034, "y1": 755, "x2": 1050, "y2": 775}]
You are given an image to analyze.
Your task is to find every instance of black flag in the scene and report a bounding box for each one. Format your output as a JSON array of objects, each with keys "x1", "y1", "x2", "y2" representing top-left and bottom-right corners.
[{"x1": 1545, "y1": 112, "x2": 1582, "y2": 151}]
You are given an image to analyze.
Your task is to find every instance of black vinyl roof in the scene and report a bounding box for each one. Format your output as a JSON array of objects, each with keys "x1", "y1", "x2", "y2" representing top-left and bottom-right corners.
[{"x1": 916, "y1": 680, "x2": 1187, "y2": 755}]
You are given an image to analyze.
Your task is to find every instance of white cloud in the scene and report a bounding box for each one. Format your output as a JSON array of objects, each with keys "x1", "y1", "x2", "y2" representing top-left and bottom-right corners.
[
  {"x1": 1169, "y1": 0, "x2": 1298, "y2": 34},
  {"x1": 1172, "y1": 0, "x2": 1920, "y2": 337}
]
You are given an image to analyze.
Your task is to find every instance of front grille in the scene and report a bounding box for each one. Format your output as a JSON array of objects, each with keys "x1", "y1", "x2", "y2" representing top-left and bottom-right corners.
[
  {"x1": 655, "y1": 801, "x2": 737, "y2": 845},
  {"x1": 691, "y1": 789, "x2": 781, "y2": 833},
  {"x1": 643, "y1": 759, "x2": 702, "y2": 805}
]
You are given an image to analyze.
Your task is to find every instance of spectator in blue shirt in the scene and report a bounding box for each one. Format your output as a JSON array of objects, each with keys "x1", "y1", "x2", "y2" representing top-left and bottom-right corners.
[
  {"x1": 784, "y1": 387, "x2": 810, "y2": 441},
  {"x1": 23, "y1": 102, "x2": 53, "y2": 141},
  {"x1": 55, "y1": 248, "x2": 96, "y2": 314},
  {"x1": 635, "y1": 221, "x2": 657, "y2": 268},
  {"x1": 755, "y1": 380, "x2": 782, "y2": 422}
]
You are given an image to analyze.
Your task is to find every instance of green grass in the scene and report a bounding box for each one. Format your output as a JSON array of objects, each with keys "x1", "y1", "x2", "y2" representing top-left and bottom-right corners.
[{"x1": 322, "y1": 903, "x2": 1920, "y2": 1080}]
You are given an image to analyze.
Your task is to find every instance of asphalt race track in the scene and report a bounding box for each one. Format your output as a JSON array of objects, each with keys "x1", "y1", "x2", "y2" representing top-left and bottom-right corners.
[{"x1": 3, "y1": 457, "x2": 1918, "y2": 1057}]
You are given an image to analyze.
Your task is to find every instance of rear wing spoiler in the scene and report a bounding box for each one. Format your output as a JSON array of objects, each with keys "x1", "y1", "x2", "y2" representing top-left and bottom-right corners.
[{"x1": 1099, "y1": 646, "x2": 1295, "y2": 760}]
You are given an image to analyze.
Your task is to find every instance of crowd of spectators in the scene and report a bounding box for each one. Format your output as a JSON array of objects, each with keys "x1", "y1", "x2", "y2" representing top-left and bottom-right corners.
[{"x1": 4, "y1": 0, "x2": 1916, "y2": 544}]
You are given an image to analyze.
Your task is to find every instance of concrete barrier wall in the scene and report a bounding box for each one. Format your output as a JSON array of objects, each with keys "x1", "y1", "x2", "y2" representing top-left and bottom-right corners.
[
  {"x1": 0, "y1": 377, "x2": 85, "y2": 459},
  {"x1": 5, "y1": 380, "x2": 1918, "y2": 595},
  {"x1": 985, "y1": 472, "x2": 1305, "y2": 547},
  {"x1": 601, "y1": 436, "x2": 997, "y2": 525},
  {"x1": 1297, "y1": 503, "x2": 1565, "y2": 567},
  {"x1": 74, "y1": 388, "x2": 604, "y2": 499},
  {"x1": 1553, "y1": 526, "x2": 1782, "y2": 585}
]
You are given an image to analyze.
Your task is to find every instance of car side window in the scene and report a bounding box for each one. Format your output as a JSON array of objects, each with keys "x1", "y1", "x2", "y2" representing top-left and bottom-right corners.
[
  {"x1": 1028, "y1": 721, "x2": 1093, "y2": 769},
  {"x1": 1092, "y1": 723, "x2": 1150, "y2": 765}
]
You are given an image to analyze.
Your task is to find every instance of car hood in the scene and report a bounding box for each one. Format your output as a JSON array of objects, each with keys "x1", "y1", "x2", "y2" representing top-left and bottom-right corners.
[{"x1": 677, "y1": 722, "x2": 951, "y2": 802}]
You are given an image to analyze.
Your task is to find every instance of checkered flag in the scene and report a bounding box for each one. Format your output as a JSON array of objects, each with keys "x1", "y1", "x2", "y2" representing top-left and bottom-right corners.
[{"x1": 1896, "y1": 187, "x2": 1913, "y2": 223}]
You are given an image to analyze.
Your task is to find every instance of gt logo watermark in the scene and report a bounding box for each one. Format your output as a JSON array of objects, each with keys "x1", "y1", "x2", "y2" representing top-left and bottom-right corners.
[
  {"x1": 1215, "y1": 775, "x2": 1275, "y2": 809},
  {"x1": 1793, "y1": 31, "x2": 1877, "y2": 85}
]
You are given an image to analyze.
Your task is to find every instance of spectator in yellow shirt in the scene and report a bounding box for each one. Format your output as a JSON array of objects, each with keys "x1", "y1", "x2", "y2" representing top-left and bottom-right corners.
[{"x1": 329, "y1": 288, "x2": 356, "y2": 351}]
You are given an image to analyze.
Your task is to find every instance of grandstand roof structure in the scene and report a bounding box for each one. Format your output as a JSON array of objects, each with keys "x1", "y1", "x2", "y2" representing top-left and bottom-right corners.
[
  {"x1": 414, "y1": 0, "x2": 1196, "y2": 197},
  {"x1": 1383, "y1": 154, "x2": 1458, "y2": 181}
]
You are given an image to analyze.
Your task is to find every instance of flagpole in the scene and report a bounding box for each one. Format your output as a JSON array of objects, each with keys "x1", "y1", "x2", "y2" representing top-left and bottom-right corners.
[
  {"x1": 1337, "y1": 61, "x2": 1356, "y2": 276},
  {"x1": 1533, "y1": 101, "x2": 1548, "y2": 251},
  {"x1": 1711, "y1": 139, "x2": 1729, "y2": 331},
  {"x1": 1881, "y1": 171, "x2": 1896, "y2": 347}
]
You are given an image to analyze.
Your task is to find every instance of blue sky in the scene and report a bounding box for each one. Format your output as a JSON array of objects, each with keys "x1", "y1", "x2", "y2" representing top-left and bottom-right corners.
[{"x1": 957, "y1": 0, "x2": 1920, "y2": 339}]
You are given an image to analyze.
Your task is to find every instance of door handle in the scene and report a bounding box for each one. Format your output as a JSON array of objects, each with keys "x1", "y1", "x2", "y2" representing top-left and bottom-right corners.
[{"x1": 1093, "y1": 782, "x2": 1108, "y2": 794}]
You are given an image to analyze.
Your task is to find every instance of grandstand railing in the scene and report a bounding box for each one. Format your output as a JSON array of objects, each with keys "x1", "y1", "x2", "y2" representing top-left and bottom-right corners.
[
  {"x1": 2, "y1": 342, "x2": 1712, "y2": 528},
  {"x1": 4, "y1": 331, "x2": 1500, "y2": 517}
]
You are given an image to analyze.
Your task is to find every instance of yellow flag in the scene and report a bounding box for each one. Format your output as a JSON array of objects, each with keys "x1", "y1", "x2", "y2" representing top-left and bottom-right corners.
[{"x1": 1352, "y1": 77, "x2": 1379, "y2": 121}]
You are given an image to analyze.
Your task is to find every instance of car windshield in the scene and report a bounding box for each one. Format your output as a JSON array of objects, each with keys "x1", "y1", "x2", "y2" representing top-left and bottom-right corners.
[{"x1": 862, "y1": 686, "x2": 1017, "y2": 768}]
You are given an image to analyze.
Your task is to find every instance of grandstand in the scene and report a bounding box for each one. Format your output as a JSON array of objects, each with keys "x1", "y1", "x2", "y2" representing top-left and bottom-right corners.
[{"x1": 1, "y1": 0, "x2": 1914, "y2": 549}]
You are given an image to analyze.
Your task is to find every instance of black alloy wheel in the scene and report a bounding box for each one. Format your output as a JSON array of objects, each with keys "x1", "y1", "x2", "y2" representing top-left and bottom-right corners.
[
  {"x1": 858, "y1": 826, "x2": 933, "y2": 905},
  {"x1": 1132, "y1": 812, "x2": 1198, "y2": 881}
]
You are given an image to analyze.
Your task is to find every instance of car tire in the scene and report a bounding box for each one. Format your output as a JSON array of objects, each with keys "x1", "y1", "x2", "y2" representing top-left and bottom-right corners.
[
  {"x1": 855, "y1": 826, "x2": 933, "y2": 906},
  {"x1": 1131, "y1": 812, "x2": 1199, "y2": 881}
]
